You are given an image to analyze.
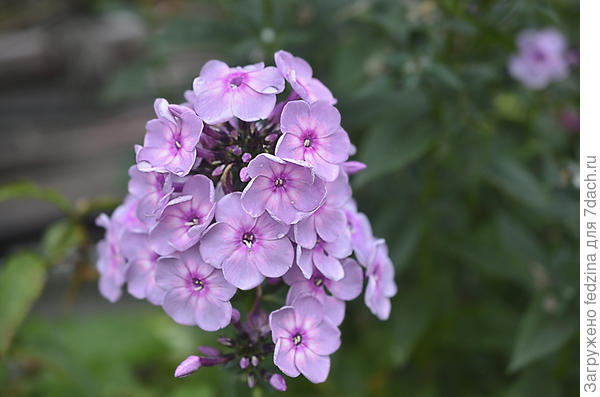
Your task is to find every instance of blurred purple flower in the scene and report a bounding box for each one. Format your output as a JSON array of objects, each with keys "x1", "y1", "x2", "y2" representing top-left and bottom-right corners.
[
  {"x1": 364, "y1": 240, "x2": 398, "y2": 320},
  {"x1": 120, "y1": 232, "x2": 165, "y2": 305},
  {"x1": 508, "y1": 28, "x2": 569, "y2": 90},
  {"x1": 96, "y1": 196, "x2": 145, "y2": 302},
  {"x1": 344, "y1": 200, "x2": 377, "y2": 267},
  {"x1": 128, "y1": 165, "x2": 173, "y2": 228}
]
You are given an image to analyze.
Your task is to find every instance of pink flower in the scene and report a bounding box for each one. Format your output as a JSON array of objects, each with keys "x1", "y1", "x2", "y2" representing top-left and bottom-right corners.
[
  {"x1": 150, "y1": 175, "x2": 215, "y2": 255},
  {"x1": 192, "y1": 61, "x2": 284, "y2": 124},
  {"x1": 95, "y1": 196, "x2": 145, "y2": 302},
  {"x1": 364, "y1": 240, "x2": 397, "y2": 320},
  {"x1": 344, "y1": 200, "x2": 377, "y2": 267},
  {"x1": 127, "y1": 165, "x2": 174, "y2": 228},
  {"x1": 156, "y1": 247, "x2": 237, "y2": 331},
  {"x1": 283, "y1": 258, "x2": 363, "y2": 326},
  {"x1": 294, "y1": 171, "x2": 352, "y2": 248},
  {"x1": 276, "y1": 100, "x2": 350, "y2": 181},
  {"x1": 274, "y1": 50, "x2": 336, "y2": 105},
  {"x1": 508, "y1": 28, "x2": 569, "y2": 90},
  {"x1": 120, "y1": 232, "x2": 165, "y2": 306},
  {"x1": 241, "y1": 154, "x2": 326, "y2": 224},
  {"x1": 137, "y1": 98, "x2": 204, "y2": 177},
  {"x1": 269, "y1": 294, "x2": 341, "y2": 383},
  {"x1": 295, "y1": 230, "x2": 352, "y2": 281},
  {"x1": 200, "y1": 192, "x2": 293, "y2": 290}
]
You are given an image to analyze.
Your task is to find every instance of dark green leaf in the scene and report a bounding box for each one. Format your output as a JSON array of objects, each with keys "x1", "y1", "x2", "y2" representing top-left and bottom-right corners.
[
  {"x1": 508, "y1": 301, "x2": 576, "y2": 372},
  {"x1": 0, "y1": 251, "x2": 47, "y2": 356}
]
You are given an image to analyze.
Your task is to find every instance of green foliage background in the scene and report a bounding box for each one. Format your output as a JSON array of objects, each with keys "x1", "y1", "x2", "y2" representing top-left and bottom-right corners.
[{"x1": 0, "y1": 0, "x2": 579, "y2": 396}]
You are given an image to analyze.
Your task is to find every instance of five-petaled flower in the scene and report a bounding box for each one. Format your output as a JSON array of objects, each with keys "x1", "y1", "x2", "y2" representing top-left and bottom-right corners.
[
  {"x1": 241, "y1": 154, "x2": 326, "y2": 224},
  {"x1": 276, "y1": 100, "x2": 350, "y2": 181},
  {"x1": 156, "y1": 247, "x2": 237, "y2": 331},
  {"x1": 192, "y1": 61, "x2": 285, "y2": 124},
  {"x1": 269, "y1": 294, "x2": 341, "y2": 383},
  {"x1": 200, "y1": 192, "x2": 293, "y2": 290},
  {"x1": 137, "y1": 98, "x2": 204, "y2": 177}
]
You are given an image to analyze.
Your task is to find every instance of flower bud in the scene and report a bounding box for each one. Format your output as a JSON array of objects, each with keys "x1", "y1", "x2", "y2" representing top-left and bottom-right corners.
[
  {"x1": 247, "y1": 373, "x2": 256, "y2": 388},
  {"x1": 242, "y1": 153, "x2": 252, "y2": 163},
  {"x1": 269, "y1": 374, "x2": 287, "y2": 391},
  {"x1": 174, "y1": 355, "x2": 202, "y2": 378},
  {"x1": 218, "y1": 337, "x2": 235, "y2": 347},
  {"x1": 239, "y1": 167, "x2": 250, "y2": 182},
  {"x1": 251, "y1": 356, "x2": 259, "y2": 367},
  {"x1": 342, "y1": 161, "x2": 367, "y2": 175},
  {"x1": 240, "y1": 357, "x2": 249, "y2": 369}
]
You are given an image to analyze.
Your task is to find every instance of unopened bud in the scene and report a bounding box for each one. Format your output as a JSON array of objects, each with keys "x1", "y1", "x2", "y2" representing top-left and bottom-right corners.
[
  {"x1": 269, "y1": 374, "x2": 287, "y2": 391},
  {"x1": 174, "y1": 355, "x2": 201, "y2": 378}
]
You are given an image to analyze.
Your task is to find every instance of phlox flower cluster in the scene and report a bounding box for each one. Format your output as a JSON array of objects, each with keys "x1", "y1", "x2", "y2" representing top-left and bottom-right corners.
[{"x1": 96, "y1": 50, "x2": 397, "y2": 389}]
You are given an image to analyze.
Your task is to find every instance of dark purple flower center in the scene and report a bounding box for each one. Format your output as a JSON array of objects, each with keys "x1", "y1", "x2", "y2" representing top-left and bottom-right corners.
[
  {"x1": 174, "y1": 140, "x2": 182, "y2": 150},
  {"x1": 292, "y1": 333, "x2": 302, "y2": 346},
  {"x1": 192, "y1": 277, "x2": 204, "y2": 291},
  {"x1": 532, "y1": 48, "x2": 547, "y2": 63},
  {"x1": 229, "y1": 75, "x2": 244, "y2": 88},
  {"x1": 274, "y1": 177, "x2": 285, "y2": 188},
  {"x1": 313, "y1": 277, "x2": 324, "y2": 287},
  {"x1": 242, "y1": 232, "x2": 255, "y2": 248},
  {"x1": 303, "y1": 138, "x2": 311, "y2": 147}
]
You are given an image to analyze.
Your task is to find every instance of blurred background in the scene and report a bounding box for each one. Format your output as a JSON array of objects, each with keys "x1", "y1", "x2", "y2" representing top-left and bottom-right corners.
[{"x1": 0, "y1": 0, "x2": 579, "y2": 396}]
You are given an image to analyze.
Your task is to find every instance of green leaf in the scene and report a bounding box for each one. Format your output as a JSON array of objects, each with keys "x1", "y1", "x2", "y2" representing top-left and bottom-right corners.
[
  {"x1": 508, "y1": 302, "x2": 576, "y2": 372},
  {"x1": 486, "y1": 158, "x2": 549, "y2": 213},
  {"x1": 355, "y1": 122, "x2": 433, "y2": 188},
  {"x1": 0, "y1": 181, "x2": 72, "y2": 214},
  {"x1": 0, "y1": 251, "x2": 47, "y2": 356},
  {"x1": 390, "y1": 289, "x2": 433, "y2": 367},
  {"x1": 42, "y1": 220, "x2": 86, "y2": 264}
]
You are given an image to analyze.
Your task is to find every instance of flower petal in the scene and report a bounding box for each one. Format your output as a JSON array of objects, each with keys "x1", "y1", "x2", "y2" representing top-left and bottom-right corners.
[
  {"x1": 199, "y1": 223, "x2": 238, "y2": 268},
  {"x1": 195, "y1": 296, "x2": 232, "y2": 331},
  {"x1": 295, "y1": 347, "x2": 330, "y2": 384},
  {"x1": 273, "y1": 338, "x2": 300, "y2": 377},
  {"x1": 305, "y1": 319, "x2": 341, "y2": 355},
  {"x1": 269, "y1": 306, "x2": 296, "y2": 341},
  {"x1": 222, "y1": 248, "x2": 264, "y2": 290}
]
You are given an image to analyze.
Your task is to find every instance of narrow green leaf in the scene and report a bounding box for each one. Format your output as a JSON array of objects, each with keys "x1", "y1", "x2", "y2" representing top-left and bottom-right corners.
[
  {"x1": 486, "y1": 158, "x2": 549, "y2": 212},
  {"x1": 508, "y1": 302, "x2": 576, "y2": 372},
  {"x1": 0, "y1": 181, "x2": 72, "y2": 214},
  {"x1": 42, "y1": 220, "x2": 86, "y2": 264},
  {"x1": 0, "y1": 251, "x2": 47, "y2": 356},
  {"x1": 355, "y1": 123, "x2": 433, "y2": 188}
]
